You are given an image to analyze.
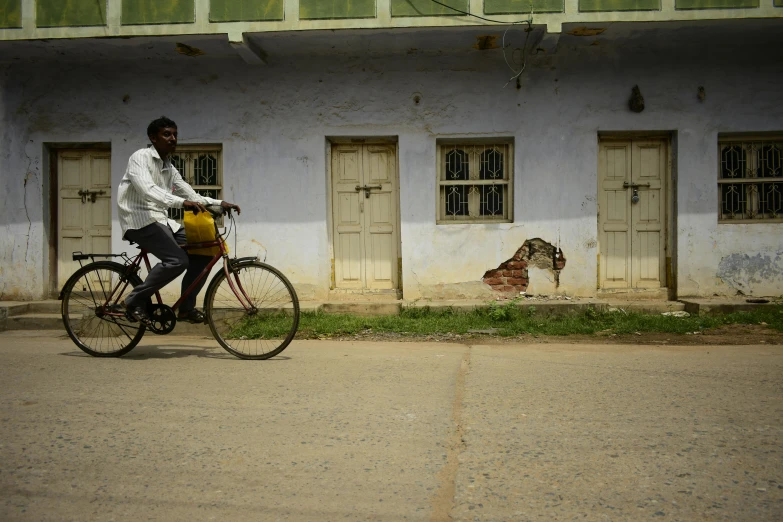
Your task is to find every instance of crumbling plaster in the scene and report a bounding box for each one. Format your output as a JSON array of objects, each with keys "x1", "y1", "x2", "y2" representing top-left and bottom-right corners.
[
  {"x1": 0, "y1": 24, "x2": 782, "y2": 301},
  {"x1": 676, "y1": 127, "x2": 783, "y2": 297},
  {"x1": 0, "y1": 65, "x2": 45, "y2": 300}
]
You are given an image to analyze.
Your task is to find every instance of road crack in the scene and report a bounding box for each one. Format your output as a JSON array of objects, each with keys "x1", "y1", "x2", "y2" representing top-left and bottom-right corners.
[{"x1": 429, "y1": 345, "x2": 471, "y2": 521}]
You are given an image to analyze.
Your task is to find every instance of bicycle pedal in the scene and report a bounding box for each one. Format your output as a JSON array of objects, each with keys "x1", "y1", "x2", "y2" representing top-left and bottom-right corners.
[{"x1": 126, "y1": 306, "x2": 152, "y2": 325}]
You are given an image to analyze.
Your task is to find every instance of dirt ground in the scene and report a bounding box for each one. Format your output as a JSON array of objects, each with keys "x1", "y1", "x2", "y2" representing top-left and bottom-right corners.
[{"x1": 329, "y1": 323, "x2": 783, "y2": 346}]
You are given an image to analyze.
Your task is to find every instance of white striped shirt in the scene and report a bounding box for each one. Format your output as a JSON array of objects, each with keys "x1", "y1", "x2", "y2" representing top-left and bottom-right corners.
[{"x1": 118, "y1": 146, "x2": 221, "y2": 238}]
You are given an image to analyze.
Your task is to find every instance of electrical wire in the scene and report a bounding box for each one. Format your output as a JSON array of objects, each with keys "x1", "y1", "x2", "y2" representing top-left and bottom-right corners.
[
  {"x1": 502, "y1": 22, "x2": 532, "y2": 88},
  {"x1": 423, "y1": 0, "x2": 534, "y2": 87}
]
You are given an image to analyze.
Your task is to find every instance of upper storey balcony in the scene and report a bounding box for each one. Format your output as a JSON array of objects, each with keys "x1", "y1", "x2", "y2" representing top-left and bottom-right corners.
[{"x1": 1, "y1": 0, "x2": 781, "y2": 42}]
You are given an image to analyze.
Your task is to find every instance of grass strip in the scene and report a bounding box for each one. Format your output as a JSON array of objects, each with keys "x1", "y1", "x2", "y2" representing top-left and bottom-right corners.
[{"x1": 293, "y1": 304, "x2": 783, "y2": 339}]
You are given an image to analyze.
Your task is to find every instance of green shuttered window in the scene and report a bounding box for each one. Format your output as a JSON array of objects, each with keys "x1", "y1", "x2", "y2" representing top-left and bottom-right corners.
[
  {"x1": 210, "y1": 0, "x2": 284, "y2": 21},
  {"x1": 299, "y1": 0, "x2": 376, "y2": 19},
  {"x1": 675, "y1": 0, "x2": 758, "y2": 7},
  {"x1": 0, "y1": 0, "x2": 21, "y2": 27},
  {"x1": 0, "y1": 0, "x2": 22, "y2": 28},
  {"x1": 37, "y1": 0, "x2": 107, "y2": 27},
  {"x1": 580, "y1": 0, "x2": 660, "y2": 10},
  {"x1": 485, "y1": 0, "x2": 564, "y2": 13},
  {"x1": 122, "y1": 0, "x2": 195, "y2": 25},
  {"x1": 392, "y1": 0, "x2": 468, "y2": 16}
]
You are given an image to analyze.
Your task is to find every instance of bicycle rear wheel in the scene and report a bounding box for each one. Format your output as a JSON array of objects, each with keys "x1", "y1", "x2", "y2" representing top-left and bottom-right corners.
[
  {"x1": 61, "y1": 261, "x2": 146, "y2": 357},
  {"x1": 205, "y1": 261, "x2": 299, "y2": 360}
]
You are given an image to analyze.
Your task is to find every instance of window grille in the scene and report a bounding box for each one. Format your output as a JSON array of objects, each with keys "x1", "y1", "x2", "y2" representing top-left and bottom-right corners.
[
  {"x1": 437, "y1": 142, "x2": 513, "y2": 224},
  {"x1": 166, "y1": 145, "x2": 223, "y2": 224},
  {"x1": 718, "y1": 136, "x2": 783, "y2": 222}
]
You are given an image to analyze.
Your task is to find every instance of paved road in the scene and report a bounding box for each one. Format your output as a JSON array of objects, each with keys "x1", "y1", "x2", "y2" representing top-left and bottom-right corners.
[{"x1": 1, "y1": 331, "x2": 781, "y2": 521}]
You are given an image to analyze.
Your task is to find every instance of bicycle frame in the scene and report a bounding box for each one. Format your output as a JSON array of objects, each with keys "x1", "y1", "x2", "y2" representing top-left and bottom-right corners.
[
  {"x1": 103, "y1": 216, "x2": 255, "y2": 316},
  {"x1": 61, "y1": 207, "x2": 300, "y2": 359}
]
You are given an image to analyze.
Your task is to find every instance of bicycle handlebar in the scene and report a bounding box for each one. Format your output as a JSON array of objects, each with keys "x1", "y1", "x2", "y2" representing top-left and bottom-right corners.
[
  {"x1": 191, "y1": 205, "x2": 233, "y2": 220},
  {"x1": 205, "y1": 205, "x2": 226, "y2": 218}
]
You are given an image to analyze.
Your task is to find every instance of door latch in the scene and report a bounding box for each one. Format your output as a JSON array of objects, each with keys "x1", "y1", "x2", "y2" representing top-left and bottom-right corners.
[
  {"x1": 623, "y1": 181, "x2": 648, "y2": 204},
  {"x1": 78, "y1": 189, "x2": 106, "y2": 203},
  {"x1": 355, "y1": 184, "x2": 382, "y2": 199}
]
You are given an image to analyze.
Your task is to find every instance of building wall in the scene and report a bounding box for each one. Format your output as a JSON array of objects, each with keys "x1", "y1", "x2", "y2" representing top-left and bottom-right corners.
[
  {"x1": 0, "y1": 23, "x2": 781, "y2": 301},
  {"x1": 0, "y1": 65, "x2": 45, "y2": 300}
]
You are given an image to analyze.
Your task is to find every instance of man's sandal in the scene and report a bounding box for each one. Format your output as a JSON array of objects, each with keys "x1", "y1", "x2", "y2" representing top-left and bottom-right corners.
[
  {"x1": 177, "y1": 309, "x2": 206, "y2": 324},
  {"x1": 126, "y1": 305, "x2": 152, "y2": 326}
]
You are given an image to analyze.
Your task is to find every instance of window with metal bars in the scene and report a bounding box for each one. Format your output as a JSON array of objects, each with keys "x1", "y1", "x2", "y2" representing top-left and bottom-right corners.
[
  {"x1": 437, "y1": 141, "x2": 513, "y2": 224},
  {"x1": 718, "y1": 136, "x2": 782, "y2": 222},
  {"x1": 166, "y1": 145, "x2": 223, "y2": 224}
]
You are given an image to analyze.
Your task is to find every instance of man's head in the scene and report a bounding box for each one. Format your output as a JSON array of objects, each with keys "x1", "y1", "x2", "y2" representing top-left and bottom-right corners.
[{"x1": 147, "y1": 116, "x2": 178, "y2": 159}]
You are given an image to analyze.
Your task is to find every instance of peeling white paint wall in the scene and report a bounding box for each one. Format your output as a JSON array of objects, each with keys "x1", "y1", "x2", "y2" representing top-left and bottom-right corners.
[
  {"x1": 677, "y1": 126, "x2": 783, "y2": 297},
  {"x1": 1, "y1": 24, "x2": 782, "y2": 301},
  {"x1": 0, "y1": 64, "x2": 47, "y2": 300}
]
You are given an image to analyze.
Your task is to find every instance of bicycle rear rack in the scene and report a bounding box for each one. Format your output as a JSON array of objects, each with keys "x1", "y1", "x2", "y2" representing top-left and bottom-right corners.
[
  {"x1": 72, "y1": 251, "x2": 134, "y2": 268},
  {"x1": 59, "y1": 252, "x2": 139, "y2": 301}
]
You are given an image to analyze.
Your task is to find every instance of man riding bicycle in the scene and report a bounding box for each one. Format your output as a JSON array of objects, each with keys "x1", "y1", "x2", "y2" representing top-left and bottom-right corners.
[{"x1": 118, "y1": 116, "x2": 241, "y2": 326}]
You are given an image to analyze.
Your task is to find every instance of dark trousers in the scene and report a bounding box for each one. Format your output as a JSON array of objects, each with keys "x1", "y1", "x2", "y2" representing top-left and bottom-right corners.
[{"x1": 124, "y1": 222, "x2": 212, "y2": 313}]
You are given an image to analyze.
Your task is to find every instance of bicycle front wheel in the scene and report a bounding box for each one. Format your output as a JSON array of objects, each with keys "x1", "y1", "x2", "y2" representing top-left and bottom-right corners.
[
  {"x1": 205, "y1": 261, "x2": 299, "y2": 360},
  {"x1": 61, "y1": 261, "x2": 146, "y2": 357}
]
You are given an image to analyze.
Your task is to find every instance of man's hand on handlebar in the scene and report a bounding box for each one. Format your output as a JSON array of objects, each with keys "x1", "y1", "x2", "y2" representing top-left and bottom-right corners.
[
  {"x1": 220, "y1": 201, "x2": 241, "y2": 215},
  {"x1": 183, "y1": 200, "x2": 240, "y2": 216}
]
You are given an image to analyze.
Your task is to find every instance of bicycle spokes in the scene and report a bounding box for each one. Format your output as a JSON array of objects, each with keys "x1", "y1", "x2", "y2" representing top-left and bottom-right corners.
[
  {"x1": 61, "y1": 262, "x2": 146, "y2": 357},
  {"x1": 205, "y1": 261, "x2": 299, "y2": 360}
]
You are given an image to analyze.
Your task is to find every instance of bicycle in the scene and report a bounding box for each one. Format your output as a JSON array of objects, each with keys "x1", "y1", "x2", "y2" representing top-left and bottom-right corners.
[{"x1": 59, "y1": 207, "x2": 300, "y2": 360}]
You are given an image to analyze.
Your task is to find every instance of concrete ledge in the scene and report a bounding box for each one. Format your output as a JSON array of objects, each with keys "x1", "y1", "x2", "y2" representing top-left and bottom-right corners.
[
  {"x1": 602, "y1": 301, "x2": 686, "y2": 314},
  {"x1": 680, "y1": 299, "x2": 781, "y2": 316},
  {"x1": 321, "y1": 302, "x2": 402, "y2": 316},
  {"x1": 403, "y1": 300, "x2": 488, "y2": 313},
  {"x1": 5, "y1": 303, "x2": 32, "y2": 317},
  {"x1": 7, "y1": 313, "x2": 65, "y2": 330},
  {"x1": 1, "y1": 301, "x2": 68, "y2": 331},
  {"x1": 165, "y1": 304, "x2": 323, "y2": 335},
  {"x1": 2, "y1": 298, "x2": 777, "y2": 333},
  {"x1": 514, "y1": 302, "x2": 589, "y2": 315},
  {"x1": 25, "y1": 301, "x2": 61, "y2": 314},
  {"x1": 300, "y1": 302, "x2": 323, "y2": 313},
  {"x1": 402, "y1": 299, "x2": 685, "y2": 316}
]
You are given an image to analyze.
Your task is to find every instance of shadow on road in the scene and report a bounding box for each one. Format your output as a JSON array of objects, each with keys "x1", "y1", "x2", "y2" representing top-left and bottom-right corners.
[{"x1": 59, "y1": 345, "x2": 292, "y2": 361}]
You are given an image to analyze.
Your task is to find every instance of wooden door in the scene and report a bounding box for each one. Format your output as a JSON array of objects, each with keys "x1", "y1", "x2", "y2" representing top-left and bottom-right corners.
[
  {"x1": 598, "y1": 139, "x2": 667, "y2": 289},
  {"x1": 331, "y1": 143, "x2": 399, "y2": 291},
  {"x1": 58, "y1": 150, "x2": 112, "y2": 286},
  {"x1": 630, "y1": 140, "x2": 666, "y2": 288}
]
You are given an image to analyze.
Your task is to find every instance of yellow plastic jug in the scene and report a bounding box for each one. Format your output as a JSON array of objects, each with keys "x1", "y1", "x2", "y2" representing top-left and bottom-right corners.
[{"x1": 183, "y1": 210, "x2": 227, "y2": 256}]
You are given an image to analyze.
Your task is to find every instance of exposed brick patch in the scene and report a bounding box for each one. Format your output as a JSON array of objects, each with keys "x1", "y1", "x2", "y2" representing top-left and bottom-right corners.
[
  {"x1": 482, "y1": 259, "x2": 529, "y2": 294},
  {"x1": 482, "y1": 238, "x2": 567, "y2": 294}
]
